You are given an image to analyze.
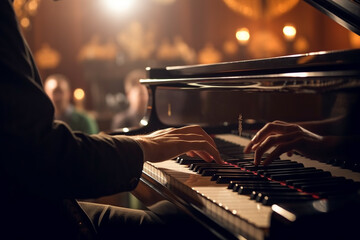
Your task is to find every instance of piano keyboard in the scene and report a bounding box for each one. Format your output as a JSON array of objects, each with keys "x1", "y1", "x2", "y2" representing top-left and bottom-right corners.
[{"x1": 141, "y1": 134, "x2": 360, "y2": 240}]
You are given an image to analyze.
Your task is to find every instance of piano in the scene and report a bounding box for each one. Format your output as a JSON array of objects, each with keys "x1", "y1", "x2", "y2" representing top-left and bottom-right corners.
[{"x1": 112, "y1": 0, "x2": 360, "y2": 239}]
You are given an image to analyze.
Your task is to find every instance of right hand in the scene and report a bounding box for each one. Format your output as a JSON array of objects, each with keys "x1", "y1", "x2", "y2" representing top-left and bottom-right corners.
[{"x1": 244, "y1": 120, "x2": 336, "y2": 165}]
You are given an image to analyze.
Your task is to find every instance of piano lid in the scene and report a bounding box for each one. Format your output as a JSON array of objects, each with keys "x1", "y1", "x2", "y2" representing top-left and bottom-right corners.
[
  {"x1": 116, "y1": 1, "x2": 360, "y2": 134},
  {"x1": 304, "y1": 0, "x2": 360, "y2": 36},
  {"x1": 142, "y1": 48, "x2": 360, "y2": 94}
]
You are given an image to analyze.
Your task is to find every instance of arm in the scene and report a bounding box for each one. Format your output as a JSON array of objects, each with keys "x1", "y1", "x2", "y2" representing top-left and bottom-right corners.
[
  {"x1": 292, "y1": 115, "x2": 346, "y2": 135},
  {"x1": 0, "y1": 1, "x2": 221, "y2": 200}
]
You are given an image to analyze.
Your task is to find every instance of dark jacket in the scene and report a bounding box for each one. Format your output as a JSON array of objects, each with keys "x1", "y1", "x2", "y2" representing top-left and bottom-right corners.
[{"x1": 0, "y1": 1, "x2": 143, "y2": 238}]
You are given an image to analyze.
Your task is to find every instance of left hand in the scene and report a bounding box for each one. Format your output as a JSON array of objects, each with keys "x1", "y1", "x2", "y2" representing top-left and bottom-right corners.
[{"x1": 133, "y1": 125, "x2": 223, "y2": 164}]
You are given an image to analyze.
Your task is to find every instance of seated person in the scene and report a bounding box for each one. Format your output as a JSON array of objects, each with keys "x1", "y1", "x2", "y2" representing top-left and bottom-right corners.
[
  {"x1": 112, "y1": 69, "x2": 148, "y2": 130},
  {"x1": 44, "y1": 74, "x2": 99, "y2": 134},
  {"x1": 1, "y1": 2, "x2": 223, "y2": 239}
]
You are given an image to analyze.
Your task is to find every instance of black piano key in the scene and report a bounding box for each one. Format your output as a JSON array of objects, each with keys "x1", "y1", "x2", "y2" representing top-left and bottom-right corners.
[
  {"x1": 201, "y1": 168, "x2": 253, "y2": 176},
  {"x1": 231, "y1": 153, "x2": 274, "y2": 160},
  {"x1": 331, "y1": 158, "x2": 344, "y2": 167},
  {"x1": 224, "y1": 158, "x2": 253, "y2": 164},
  {"x1": 227, "y1": 180, "x2": 273, "y2": 189},
  {"x1": 255, "y1": 191, "x2": 308, "y2": 202},
  {"x1": 242, "y1": 160, "x2": 300, "y2": 167},
  {"x1": 268, "y1": 169, "x2": 323, "y2": 178},
  {"x1": 177, "y1": 157, "x2": 208, "y2": 165},
  {"x1": 317, "y1": 186, "x2": 360, "y2": 198},
  {"x1": 251, "y1": 189, "x2": 300, "y2": 199},
  {"x1": 257, "y1": 167, "x2": 316, "y2": 176},
  {"x1": 270, "y1": 171, "x2": 331, "y2": 181},
  {"x1": 238, "y1": 185, "x2": 292, "y2": 195},
  {"x1": 189, "y1": 163, "x2": 225, "y2": 171},
  {"x1": 216, "y1": 175, "x2": 266, "y2": 183},
  {"x1": 238, "y1": 159, "x2": 293, "y2": 168},
  {"x1": 212, "y1": 172, "x2": 262, "y2": 181},
  {"x1": 262, "y1": 195, "x2": 315, "y2": 206},
  {"x1": 285, "y1": 176, "x2": 339, "y2": 186},
  {"x1": 291, "y1": 177, "x2": 348, "y2": 188},
  {"x1": 231, "y1": 182, "x2": 281, "y2": 192},
  {"x1": 263, "y1": 168, "x2": 320, "y2": 178},
  {"x1": 299, "y1": 180, "x2": 357, "y2": 192},
  {"x1": 197, "y1": 165, "x2": 236, "y2": 174},
  {"x1": 244, "y1": 162, "x2": 304, "y2": 171},
  {"x1": 341, "y1": 159, "x2": 356, "y2": 170},
  {"x1": 252, "y1": 191, "x2": 310, "y2": 200},
  {"x1": 352, "y1": 162, "x2": 360, "y2": 172}
]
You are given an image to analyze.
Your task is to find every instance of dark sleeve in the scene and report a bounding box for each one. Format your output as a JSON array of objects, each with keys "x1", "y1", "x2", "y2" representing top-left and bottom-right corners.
[{"x1": 0, "y1": 0, "x2": 143, "y2": 199}]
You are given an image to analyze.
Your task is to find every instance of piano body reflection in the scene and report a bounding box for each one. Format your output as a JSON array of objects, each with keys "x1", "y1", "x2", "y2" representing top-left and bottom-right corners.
[{"x1": 112, "y1": 1, "x2": 360, "y2": 239}]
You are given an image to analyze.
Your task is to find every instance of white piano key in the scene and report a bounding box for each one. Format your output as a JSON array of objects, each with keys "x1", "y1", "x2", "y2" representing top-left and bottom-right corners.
[
  {"x1": 216, "y1": 134, "x2": 360, "y2": 182},
  {"x1": 142, "y1": 134, "x2": 360, "y2": 240}
]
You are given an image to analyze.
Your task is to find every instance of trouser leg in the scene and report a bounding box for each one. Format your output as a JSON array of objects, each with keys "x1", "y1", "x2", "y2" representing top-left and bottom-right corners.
[
  {"x1": 79, "y1": 200, "x2": 189, "y2": 240},
  {"x1": 79, "y1": 200, "x2": 218, "y2": 240}
]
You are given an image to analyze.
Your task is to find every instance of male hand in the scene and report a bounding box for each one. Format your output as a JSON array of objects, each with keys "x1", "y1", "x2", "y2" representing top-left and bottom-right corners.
[
  {"x1": 244, "y1": 120, "x2": 331, "y2": 165},
  {"x1": 133, "y1": 125, "x2": 223, "y2": 164}
]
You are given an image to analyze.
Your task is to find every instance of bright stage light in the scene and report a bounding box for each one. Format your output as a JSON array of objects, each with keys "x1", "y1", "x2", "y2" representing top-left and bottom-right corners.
[
  {"x1": 283, "y1": 25, "x2": 297, "y2": 41},
  {"x1": 236, "y1": 28, "x2": 250, "y2": 45},
  {"x1": 102, "y1": 0, "x2": 135, "y2": 14}
]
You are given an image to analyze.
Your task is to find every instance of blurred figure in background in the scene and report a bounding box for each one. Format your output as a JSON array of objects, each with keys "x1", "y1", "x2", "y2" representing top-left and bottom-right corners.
[
  {"x1": 44, "y1": 74, "x2": 99, "y2": 134},
  {"x1": 112, "y1": 69, "x2": 149, "y2": 130}
]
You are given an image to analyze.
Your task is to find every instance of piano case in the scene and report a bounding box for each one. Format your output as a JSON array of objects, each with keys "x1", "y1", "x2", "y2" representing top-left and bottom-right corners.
[{"x1": 112, "y1": 1, "x2": 360, "y2": 239}]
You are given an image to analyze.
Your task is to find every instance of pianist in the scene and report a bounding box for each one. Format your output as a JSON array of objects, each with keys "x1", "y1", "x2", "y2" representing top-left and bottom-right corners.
[{"x1": 0, "y1": 1, "x2": 222, "y2": 239}]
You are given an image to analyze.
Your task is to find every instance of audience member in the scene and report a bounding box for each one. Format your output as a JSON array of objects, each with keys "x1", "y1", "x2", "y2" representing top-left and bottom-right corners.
[
  {"x1": 44, "y1": 74, "x2": 99, "y2": 134},
  {"x1": 112, "y1": 69, "x2": 148, "y2": 130}
]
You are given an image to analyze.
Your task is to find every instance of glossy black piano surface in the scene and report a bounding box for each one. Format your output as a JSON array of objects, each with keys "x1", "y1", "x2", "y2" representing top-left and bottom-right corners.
[{"x1": 112, "y1": 1, "x2": 360, "y2": 239}]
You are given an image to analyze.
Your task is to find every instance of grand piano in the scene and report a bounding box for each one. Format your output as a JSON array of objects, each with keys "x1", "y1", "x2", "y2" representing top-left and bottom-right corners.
[{"x1": 112, "y1": 1, "x2": 360, "y2": 239}]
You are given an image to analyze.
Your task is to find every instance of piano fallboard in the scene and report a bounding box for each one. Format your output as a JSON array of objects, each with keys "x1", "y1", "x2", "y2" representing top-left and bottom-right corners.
[{"x1": 133, "y1": 134, "x2": 360, "y2": 240}]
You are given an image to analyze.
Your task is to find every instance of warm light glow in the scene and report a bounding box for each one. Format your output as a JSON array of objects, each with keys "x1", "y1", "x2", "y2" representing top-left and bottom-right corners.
[
  {"x1": 73, "y1": 88, "x2": 85, "y2": 101},
  {"x1": 102, "y1": 0, "x2": 135, "y2": 14},
  {"x1": 140, "y1": 119, "x2": 148, "y2": 126},
  {"x1": 236, "y1": 28, "x2": 250, "y2": 45},
  {"x1": 283, "y1": 25, "x2": 297, "y2": 41},
  {"x1": 46, "y1": 79, "x2": 58, "y2": 89},
  {"x1": 14, "y1": 0, "x2": 40, "y2": 30},
  {"x1": 20, "y1": 17, "x2": 30, "y2": 28},
  {"x1": 27, "y1": 0, "x2": 38, "y2": 13},
  {"x1": 223, "y1": 0, "x2": 300, "y2": 19}
]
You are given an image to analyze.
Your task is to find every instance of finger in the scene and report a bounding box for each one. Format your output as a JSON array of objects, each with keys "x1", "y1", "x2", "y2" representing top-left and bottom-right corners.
[
  {"x1": 186, "y1": 151, "x2": 196, "y2": 157},
  {"x1": 147, "y1": 127, "x2": 175, "y2": 137},
  {"x1": 245, "y1": 133, "x2": 275, "y2": 153},
  {"x1": 253, "y1": 132, "x2": 302, "y2": 165},
  {"x1": 183, "y1": 140, "x2": 223, "y2": 164},
  {"x1": 169, "y1": 125, "x2": 217, "y2": 148},
  {"x1": 249, "y1": 122, "x2": 299, "y2": 148},
  {"x1": 262, "y1": 139, "x2": 300, "y2": 165},
  {"x1": 244, "y1": 140, "x2": 254, "y2": 153},
  {"x1": 161, "y1": 133, "x2": 220, "y2": 155},
  {"x1": 287, "y1": 150, "x2": 293, "y2": 157},
  {"x1": 191, "y1": 150, "x2": 215, "y2": 163}
]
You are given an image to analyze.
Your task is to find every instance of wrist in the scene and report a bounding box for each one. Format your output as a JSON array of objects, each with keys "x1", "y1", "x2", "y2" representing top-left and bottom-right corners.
[{"x1": 132, "y1": 136, "x2": 147, "y2": 162}]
